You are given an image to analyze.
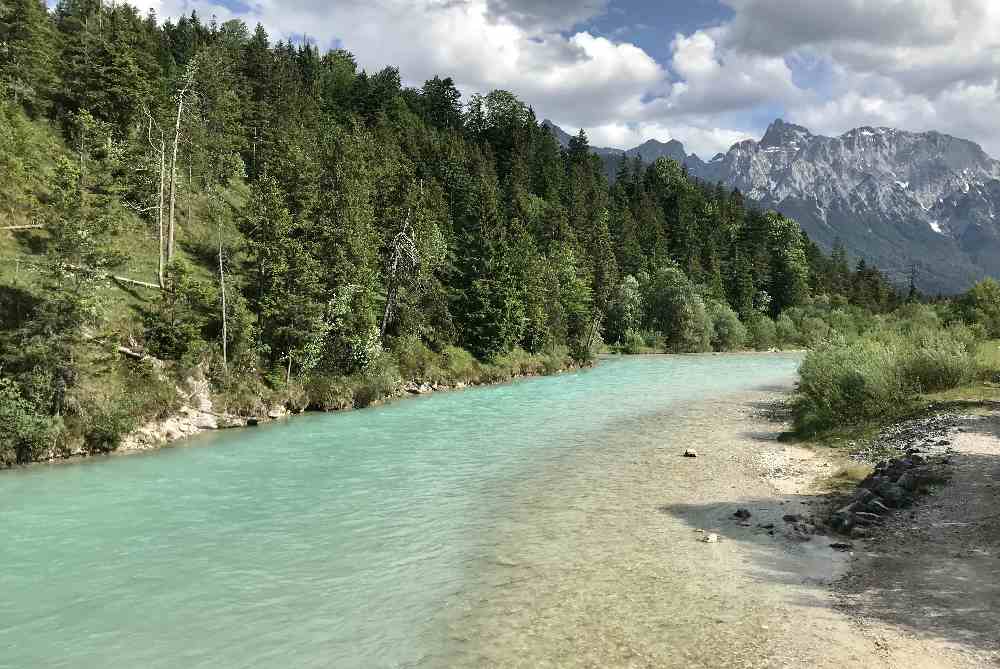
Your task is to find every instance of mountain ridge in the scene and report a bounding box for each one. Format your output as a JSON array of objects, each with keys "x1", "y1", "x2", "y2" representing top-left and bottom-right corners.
[{"x1": 543, "y1": 118, "x2": 1000, "y2": 293}]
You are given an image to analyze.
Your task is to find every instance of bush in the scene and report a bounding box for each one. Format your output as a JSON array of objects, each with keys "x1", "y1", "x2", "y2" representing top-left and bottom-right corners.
[
  {"x1": 745, "y1": 314, "x2": 777, "y2": 351},
  {"x1": 350, "y1": 354, "x2": 402, "y2": 408},
  {"x1": 304, "y1": 374, "x2": 354, "y2": 411},
  {"x1": 439, "y1": 346, "x2": 481, "y2": 384},
  {"x1": 896, "y1": 328, "x2": 974, "y2": 392},
  {"x1": 393, "y1": 335, "x2": 445, "y2": 384},
  {"x1": 794, "y1": 339, "x2": 911, "y2": 435},
  {"x1": 708, "y1": 301, "x2": 747, "y2": 351},
  {"x1": 82, "y1": 398, "x2": 137, "y2": 454},
  {"x1": 123, "y1": 360, "x2": 181, "y2": 422},
  {"x1": 0, "y1": 378, "x2": 60, "y2": 466},
  {"x1": 775, "y1": 313, "x2": 799, "y2": 347}
]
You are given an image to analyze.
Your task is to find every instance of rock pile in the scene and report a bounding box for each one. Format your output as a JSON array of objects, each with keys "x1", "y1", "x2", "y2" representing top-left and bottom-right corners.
[{"x1": 830, "y1": 457, "x2": 947, "y2": 535}]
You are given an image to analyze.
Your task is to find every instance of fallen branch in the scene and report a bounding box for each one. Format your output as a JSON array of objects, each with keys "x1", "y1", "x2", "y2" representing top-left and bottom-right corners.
[
  {"x1": 112, "y1": 275, "x2": 162, "y2": 290},
  {"x1": 0, "y1": 224, "x2": 43, "y2": 230}
]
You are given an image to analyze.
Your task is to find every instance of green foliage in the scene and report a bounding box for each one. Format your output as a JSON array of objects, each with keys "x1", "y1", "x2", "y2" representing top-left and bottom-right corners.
[
  {"x1": 143, "y1": 259, "x2": 216, "y2": 361},
  {"x1": 793, "y1": 320, "x2": 979, "y2": 436},
  {"x1": 0, "y1": 377, "x2": 60, "y2": 466},
  {"x1": 708, "y1": 301, "x2": 747, "y2": 352},
  {"x1": 80, "y1": 396, "x2": 137, "y2": 454},
  {"x1": 0, "y1": 3, "x2": 912, "y2": 462},
  {"x1": 960, "y1": 278, "x2": 1000, "y2": 337},
  {"x1": 643, "y1": 264, "x2": 711, "y2": 353},
  {"x1": 794, "y1": 339, "x2": 911, "y2": 435},
  {"x1": 745, "y1": 313, "x2": 777, "y2": 351}
]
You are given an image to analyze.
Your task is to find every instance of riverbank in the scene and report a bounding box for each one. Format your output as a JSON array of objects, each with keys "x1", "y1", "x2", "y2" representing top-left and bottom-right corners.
[
  {"x1": 18, "y1": 355, "x2": 588, "y2": 467},
  {"x1": 447, "y1": 383, "x2": 999, "y2": 667}
]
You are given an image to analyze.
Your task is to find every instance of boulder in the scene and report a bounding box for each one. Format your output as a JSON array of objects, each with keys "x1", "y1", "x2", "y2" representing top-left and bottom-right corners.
[{"x1": 874, "y1": 481, "x2": 910, "y2": 508}]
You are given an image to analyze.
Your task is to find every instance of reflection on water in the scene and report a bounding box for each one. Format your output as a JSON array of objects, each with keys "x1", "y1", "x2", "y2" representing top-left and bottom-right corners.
[{"x1": 0, "y1": 354, "x2": 801, "y2": 668}]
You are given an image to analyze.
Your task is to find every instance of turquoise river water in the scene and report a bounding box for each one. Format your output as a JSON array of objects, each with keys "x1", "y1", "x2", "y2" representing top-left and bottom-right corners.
[{"x1": 0, "y1": 353, "x2": 801, "y2": 668}]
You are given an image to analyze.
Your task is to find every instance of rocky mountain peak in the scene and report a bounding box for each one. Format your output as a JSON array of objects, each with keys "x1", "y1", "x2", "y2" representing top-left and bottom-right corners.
[{"x1": 759, "y1": 118, "x2": 812, "y2": 149}]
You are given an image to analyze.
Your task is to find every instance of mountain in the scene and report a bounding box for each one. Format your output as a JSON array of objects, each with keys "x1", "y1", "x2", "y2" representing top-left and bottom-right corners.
[
  {"x1": 696, "y1": 119, "x2": 1000, "y2": 293},
  {"x1": 544, "y1": 117, "x2": 1000, "y2": 293},
  {"x1": 542, "y1": 120, "x2": 705, "y2": 181}
]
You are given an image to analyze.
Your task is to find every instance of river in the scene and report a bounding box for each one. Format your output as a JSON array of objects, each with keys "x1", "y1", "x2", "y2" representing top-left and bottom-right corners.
[{"x1": 0, "y1": 353, "x2": 804, "y2": 668}]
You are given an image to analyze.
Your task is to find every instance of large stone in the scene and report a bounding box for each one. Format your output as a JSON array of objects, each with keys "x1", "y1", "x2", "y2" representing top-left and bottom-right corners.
[{"x1": 874, "y1": 481, "x2": 910, "y2": 508}]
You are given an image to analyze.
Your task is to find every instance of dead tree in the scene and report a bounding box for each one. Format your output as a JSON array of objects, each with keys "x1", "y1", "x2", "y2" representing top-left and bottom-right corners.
[
  {"x1": 380, "y1": 212, "x2": 420, "y2": 341},
  {"x1": 218, "y1": 221, "x2": 228, "y2": 372},
  {"x1": 141, "y1": 107, "x2": 167, "y2": 287},
  {"x1": 167, "y1": 58, "x2": 198, "y2": 264}
]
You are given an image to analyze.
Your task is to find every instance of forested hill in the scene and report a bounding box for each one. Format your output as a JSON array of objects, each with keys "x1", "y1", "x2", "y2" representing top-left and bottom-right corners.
[{"x1": 0, "y1": 2, "x2": 901, "y2": 463}]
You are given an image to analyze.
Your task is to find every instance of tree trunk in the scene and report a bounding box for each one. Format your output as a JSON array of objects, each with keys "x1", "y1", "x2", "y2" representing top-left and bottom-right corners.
[
  {"x1": 157, "y1": 136, "x2": 166, "y2": 287},
  {"x1": 167, "y1": 93, "x2": 184, "y2": 263},
  {"x1": 219, "y1": 225, "x2": 228, "y2": 372}
]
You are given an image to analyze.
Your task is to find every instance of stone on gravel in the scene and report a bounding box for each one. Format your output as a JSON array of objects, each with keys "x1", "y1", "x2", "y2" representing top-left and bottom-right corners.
[
  {"x1": 702, "y1": 533, "x2": 719, "y2": 544},
  {"x1": 683, "y1": 449, "x2": 698, "y2": 458}
]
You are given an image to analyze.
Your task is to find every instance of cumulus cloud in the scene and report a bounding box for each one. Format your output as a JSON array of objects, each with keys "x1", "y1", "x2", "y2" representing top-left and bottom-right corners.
[
  {"x1": 129, "y1": 0, "x2": 1000, "y2": 158},
  {"x1": 484, "y1": 0, "x2": 610, "y2": 32}
]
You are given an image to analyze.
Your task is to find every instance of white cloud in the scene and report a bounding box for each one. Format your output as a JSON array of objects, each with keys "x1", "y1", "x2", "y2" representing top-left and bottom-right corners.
[
  {"x1": 586, "y1": 121, "x2": 753, "y2": 159},
  {"x1": 127, "y1": 0, "x2": 1000, "y2": 159}
]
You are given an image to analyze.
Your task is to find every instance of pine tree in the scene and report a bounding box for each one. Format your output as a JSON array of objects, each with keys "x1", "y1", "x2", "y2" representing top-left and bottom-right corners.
[{"x1": 0, "y1": 0, "x2": 58, "y2": 115}]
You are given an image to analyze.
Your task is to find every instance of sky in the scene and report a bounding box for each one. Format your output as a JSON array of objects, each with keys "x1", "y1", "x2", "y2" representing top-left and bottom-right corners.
[{"x1": 128, "y1": 0, "x2": 1000, "y2": 159}]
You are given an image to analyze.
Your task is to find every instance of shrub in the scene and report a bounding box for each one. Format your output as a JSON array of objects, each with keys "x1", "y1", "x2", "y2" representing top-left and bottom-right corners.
[
  {"x1": 350, "y1": 354, "x2": 402, "y2": 408},
  {"x1": 304, "y1": 374, "x2": 354, "y2": 411},
  {"x1": 745, "y1": 314, "x2": 777, "y2": 351},
  {"x1": 0, "y1": 378, "x2": 60, "y2": 466},
  {"x1": 393, "y1": 335, "x2": 444, "y2": 384},
  {"x1": 82, "y1": 398, "x2": 137, "y2": 454},
  {"x1": 439, "y1": 346, "x2": 481, "y2": 384},
  {"x1": 775, "y1": 313, "x2": 799, "y2": 347},
  {"x1": 799, "y1": 316, "x2": 832, "y2": 347},
  {"x1": 897, "y1": 328, "x2": 974, "y2": 392},
  {"x1": 708, "y1": 301, "x2": 747, "y2": 352},
  {"x1": 123, "y1": 360, "x2": 181, "y2": 422},
  {"x1": 794, "y1": 339, "x2": 911, "y2": 435}
]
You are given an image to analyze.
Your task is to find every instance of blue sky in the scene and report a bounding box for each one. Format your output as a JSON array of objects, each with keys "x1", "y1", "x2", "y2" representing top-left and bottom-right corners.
[{"x1": 133, "y1": 0, "x2": 1000, "y2": 158}]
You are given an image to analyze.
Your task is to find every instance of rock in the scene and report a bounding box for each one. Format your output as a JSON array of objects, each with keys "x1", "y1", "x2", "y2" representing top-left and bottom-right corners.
[
  {"x1": 867, "y1": 499, "x2": 892, "y2": 515},
  {"x1": 853, "y1": 511, "x2": 883, "y2": 525},
  {"x1": 850, "y1": 527, "x2": 871, "y2": 539},
  {"x1": 683, "y1": 449, "x2": 698, "y2": 458},
  {"x1": 733, "y1": 508, "x2": 752, "y2": 520},
  {"x1": 782, "y1": 514, "x2": 801, "y2": 523},
  {"x1": 874, "y1": 481, "x2": 910, "y2": 508},
  {"x1": 702, "y1": 533, "x2": 720, "y2": 544},
  {"x1": 758, "y1": 523, "x2": 775, "y2": 530},
  {"x1": 850, "y1": 488, "x2": 875, "y2": 504},
  {"x1": 829, "y1": 542, "x2": 853, "y2": 552},
  {"x1": 194, "y1": 413, "x2": 218, "y2": 430}
]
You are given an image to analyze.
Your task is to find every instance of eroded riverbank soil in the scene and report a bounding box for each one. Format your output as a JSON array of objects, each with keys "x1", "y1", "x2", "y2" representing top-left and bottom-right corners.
[{"x1": 444, "y1": 388, "x2": 1000, "y2": 668}]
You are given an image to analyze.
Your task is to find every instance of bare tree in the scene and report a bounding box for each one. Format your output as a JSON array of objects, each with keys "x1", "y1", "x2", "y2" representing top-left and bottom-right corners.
[
  {"x1": 140, "y1": 107, "x2": 167, "y2": 287},
  {"x1": 380, "y1": 209, "x2": 420, "y2": 341},
  {"x1": 218, "y1": 220, "x2": 228, "y2": 372},
  {"x1": 167, "y1": 58, "x2": 199, "y2": 264}
]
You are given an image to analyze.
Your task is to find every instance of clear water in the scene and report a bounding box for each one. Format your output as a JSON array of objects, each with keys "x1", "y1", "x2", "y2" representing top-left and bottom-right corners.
[{"x1": 0, "y1": 354, "x2": 800, "y2": 668}]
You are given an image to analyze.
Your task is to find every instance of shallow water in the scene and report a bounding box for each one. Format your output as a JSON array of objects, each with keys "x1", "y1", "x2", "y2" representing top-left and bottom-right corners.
[{"x1": 0, "y1": 354, "x2": 801, "y2": 668}]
